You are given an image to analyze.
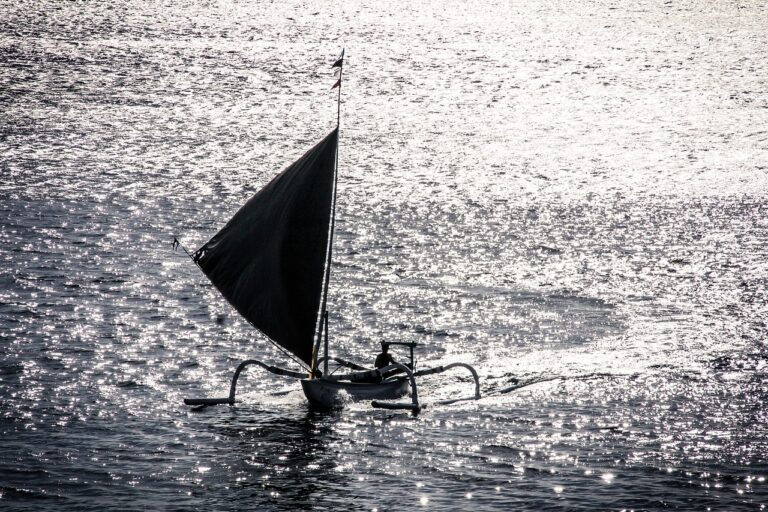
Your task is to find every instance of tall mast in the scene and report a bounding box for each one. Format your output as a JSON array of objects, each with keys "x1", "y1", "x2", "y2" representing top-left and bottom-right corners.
[{"x1": 313, "y1": 49, "x2": 344, "y2": 375}]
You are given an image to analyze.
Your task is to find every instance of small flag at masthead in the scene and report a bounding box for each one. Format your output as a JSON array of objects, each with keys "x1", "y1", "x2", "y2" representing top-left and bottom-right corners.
[
  {"x1": 330, "y1": 48, "x2": 344, "y2": 89},
  {"x1": 332, "y1": 48, "x2": 344, "y2": 68}
]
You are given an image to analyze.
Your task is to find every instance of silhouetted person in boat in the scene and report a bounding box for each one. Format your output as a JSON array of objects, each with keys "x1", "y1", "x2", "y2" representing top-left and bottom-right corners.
[
  {"x1": 352, "y1": 343, "x2": 396, "y2": 384},
  {"x1": 375, "y1": 342, "x2": 395, "y2": 370},
  {"x1": 375, "y1": 342, "x2": 408, "y2": 380}
]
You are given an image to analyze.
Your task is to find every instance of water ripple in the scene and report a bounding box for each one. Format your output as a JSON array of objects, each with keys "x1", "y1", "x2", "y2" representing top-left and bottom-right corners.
[{"x1": 2, "y1": 0, "x2": 768, "y2": 510}]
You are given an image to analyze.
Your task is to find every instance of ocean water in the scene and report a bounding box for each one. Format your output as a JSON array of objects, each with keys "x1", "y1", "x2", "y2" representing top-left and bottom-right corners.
[{"x1": 2, "y1": 0, "x2": 767, "y2": 510}]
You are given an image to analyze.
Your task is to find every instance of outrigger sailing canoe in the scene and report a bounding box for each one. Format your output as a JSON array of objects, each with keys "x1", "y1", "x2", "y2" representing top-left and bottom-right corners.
[{"x1": 178, "y1": 51, "x2": 480, "y2": 412}]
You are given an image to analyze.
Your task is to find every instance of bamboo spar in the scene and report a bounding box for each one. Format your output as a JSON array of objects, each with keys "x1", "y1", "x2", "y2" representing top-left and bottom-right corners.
[{"x1": 313, "y1": 49, "x2": 344, "y2": 375}]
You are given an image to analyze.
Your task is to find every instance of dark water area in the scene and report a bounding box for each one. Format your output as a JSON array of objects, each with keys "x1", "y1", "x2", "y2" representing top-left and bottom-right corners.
[{"x1": 2, "y1": 0, "x2": 768, "y2": 510}]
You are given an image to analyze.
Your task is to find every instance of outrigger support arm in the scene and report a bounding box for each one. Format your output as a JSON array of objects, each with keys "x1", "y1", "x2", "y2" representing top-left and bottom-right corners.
[
  {"x1": 184, "y1": 359, "x2": 305, "y2": 406},
  {"x1": 371, "y1": 362, "x2": 481, "y2": 413},
  {"x1": 414, "y1": 362, "x2": 481, "y2": 402},
  {"x1": 370, "y1": 363, "x2": 421, "y2": 412}
]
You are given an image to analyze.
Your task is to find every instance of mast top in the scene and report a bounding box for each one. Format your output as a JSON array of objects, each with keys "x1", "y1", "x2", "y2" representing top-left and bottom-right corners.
[{"x1": 331, "y1": 48, "x2": 345, "y2": 128}]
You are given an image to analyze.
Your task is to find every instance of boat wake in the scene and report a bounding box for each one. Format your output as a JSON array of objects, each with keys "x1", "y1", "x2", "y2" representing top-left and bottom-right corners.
[{"x1": 483, "y1": 371, "x2": 640, "y2": 397}]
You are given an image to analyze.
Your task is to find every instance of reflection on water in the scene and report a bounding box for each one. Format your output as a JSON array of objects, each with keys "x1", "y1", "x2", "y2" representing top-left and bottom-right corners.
[
  {"x1": 197, "y1": 409, "x2": 338, "y2": 509},
  {"x1": 2, "y1": 0, "x2": 768, "y2": 509}
]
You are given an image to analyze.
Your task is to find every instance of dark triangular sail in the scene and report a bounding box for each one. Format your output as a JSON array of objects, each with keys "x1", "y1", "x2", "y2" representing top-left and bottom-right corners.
[{"x1": 193, "y1": 129, "x2": 338, "y2": 366}]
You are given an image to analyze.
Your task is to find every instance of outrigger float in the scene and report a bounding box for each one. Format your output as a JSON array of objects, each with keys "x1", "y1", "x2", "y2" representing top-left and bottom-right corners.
[{"x1": 176, "y1": 51, "x2": 480, "y2": 413}]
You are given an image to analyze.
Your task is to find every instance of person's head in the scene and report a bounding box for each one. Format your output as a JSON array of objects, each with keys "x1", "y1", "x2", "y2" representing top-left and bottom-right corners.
[{"x1": 380, "y1": 342, "x2": 388, "y2": 353}]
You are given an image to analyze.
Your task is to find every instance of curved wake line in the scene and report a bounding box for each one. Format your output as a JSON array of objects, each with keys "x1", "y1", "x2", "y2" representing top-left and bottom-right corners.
[
  {"x1": 424, "y1": 372, "x2": 641, "y2": 408},
  {"x1": 483, "y1": 371, "x2": 640, "y2": 397}
]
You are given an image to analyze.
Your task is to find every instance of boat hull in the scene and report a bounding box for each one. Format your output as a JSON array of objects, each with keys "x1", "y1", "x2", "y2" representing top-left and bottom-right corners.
[{"x1": 301, "y1": 378, "x2": 410, "y2": 409}]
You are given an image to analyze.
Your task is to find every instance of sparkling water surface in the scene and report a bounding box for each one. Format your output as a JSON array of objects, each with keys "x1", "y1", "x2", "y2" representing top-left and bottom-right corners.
[{"x1": 2, "y1": 0, "x2": 768, "y2": 510}]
